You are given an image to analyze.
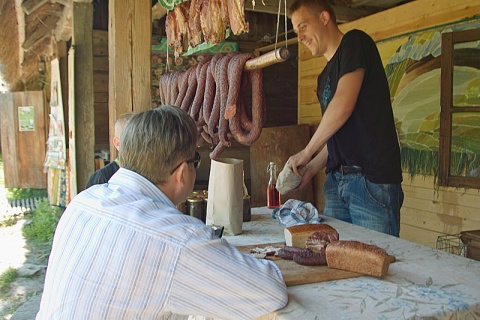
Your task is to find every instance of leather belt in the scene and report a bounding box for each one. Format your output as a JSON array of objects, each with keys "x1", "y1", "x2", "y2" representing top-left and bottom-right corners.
[{"x1": 336, "y1": 165, "x2": 362, "y2": 175}]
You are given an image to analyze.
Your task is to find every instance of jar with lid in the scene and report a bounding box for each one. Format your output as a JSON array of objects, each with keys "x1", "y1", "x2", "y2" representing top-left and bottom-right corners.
[
  {"x1": 266, "y1": 162, "x2": 281, "y2": 209},
  {"x1": 186, "y1": 196, "x2": 206, "y2": 223}
]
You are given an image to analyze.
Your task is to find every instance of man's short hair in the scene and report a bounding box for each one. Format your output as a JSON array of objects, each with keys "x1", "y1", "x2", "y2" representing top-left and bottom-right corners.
[
  {"x1": 288, "y1": 0, "x2": 337, "y2": 24},
  {"x1": 118, "y1": 106, "x2": 197, "y2": 184},
  {"x1": 114, "y1": 113, "x2": 135, "y2": 138}
]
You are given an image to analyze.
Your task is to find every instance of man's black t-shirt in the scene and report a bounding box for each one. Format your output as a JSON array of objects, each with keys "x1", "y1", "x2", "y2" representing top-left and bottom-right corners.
[
  {"x1": 85, "y1": 160, "x2": 120, "y2": 189},
  {"x1": 317, "y1": 29, "x2": 402, "y2": 184}
]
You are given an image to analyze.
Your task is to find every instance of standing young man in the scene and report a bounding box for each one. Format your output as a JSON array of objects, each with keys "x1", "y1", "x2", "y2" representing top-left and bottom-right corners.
[
  {"x1": 85, "y1": 112, "x2": 134, "y2": 188},
  {"x1": 287, "y1": 0, "x2": 404, "y2": 236},
  {"x1": 37, "y1": 106, "x2": 288, "y2": 319}
]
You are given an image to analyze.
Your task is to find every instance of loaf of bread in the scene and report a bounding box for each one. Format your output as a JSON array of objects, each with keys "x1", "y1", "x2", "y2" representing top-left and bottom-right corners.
[
  {"x1": 284, "y1": 224, "x2": 338, "y2": 248},
  {"x1": 325, "y1": 240, "x2": 390, "y2": 278}
]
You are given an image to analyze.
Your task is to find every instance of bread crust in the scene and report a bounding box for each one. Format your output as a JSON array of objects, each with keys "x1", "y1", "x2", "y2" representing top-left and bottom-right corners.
[
  {"x1": 325, "y1": 240, "x2": 390, "y2": 278},
  {"x1": 286, "y1": 224, "x2": 337, "y2": 234},
  {"x1": 284, "y1": 224, "x2": 338, "y2": 248}
]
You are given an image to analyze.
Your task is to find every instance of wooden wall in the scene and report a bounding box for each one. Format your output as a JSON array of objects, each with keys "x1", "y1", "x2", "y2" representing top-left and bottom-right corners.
[
  {"x1": 296, "y1": 0, "x2": 480, "y2": 248},
  {"x1": 0, "y1": 91, "x2": 47, "y2": 188},
  {"x1": 93, "y1": 30, "x2": 109, "y2": 152}
]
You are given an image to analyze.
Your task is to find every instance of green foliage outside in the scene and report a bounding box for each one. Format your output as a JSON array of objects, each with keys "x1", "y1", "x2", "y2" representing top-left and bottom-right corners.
[
  {"x1": 0, "y1": 268, "x2": 18, "y2": 295},
  {"x1": 6, "y1": 188, "x2": 48, "y2": 201},
  {"x1": 0, "y1": 187, "x2": 50, "y2": 227},
  {"x1": 0, "y1": 152, "x2": 62, "y2": 316},
  {"x1": 23, "y1": 200, "x2": 62, "y2": 244}
]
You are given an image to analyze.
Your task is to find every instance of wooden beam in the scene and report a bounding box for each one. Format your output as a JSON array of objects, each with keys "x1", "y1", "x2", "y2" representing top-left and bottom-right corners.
[
  {"x1": 109, "y1": 0, "x2": 152, "y2": 160},
  {"x1": 56, "y1": 41, "x2": 69, "y2": 145},
  {"x1": 244, "y1": 0, "x2": 374, "y2": 22},
  {"x1": 54, "y1": 1, "x2": 73, "y2": 41},
  {"x1": 152, "y1": 2, "x2": 167, "y2": 20},
  {"x1": 21, "y1": 0, "x2": 48, "y2": 15},
  {"x1": 338, "y1": 0, "x2": 480, "y2": 42},
  {"x1": 22, "y1": 14, "x2": 59, "y2": 51},
  {"x1": 14, "y1": 0, "x2": 25, "y2": 74},
  {"x1": 22, "y1": 30, "x2": 50, "y2": 52},
  {"x1": 244, "y1": 0, "x2": 294, "y2": 15},
  {"x1": 52, "y1": 0, "x2": 72, "y2": 5},
  {"x1": 332, "y1": 6, "x2": 375, "y2": 23},
  {"x1": 254, "y1": 37, "x2": 298, "y2": 55},
  {"x1": 71, "y1": 1, "x2": 94, "y2": 195}
]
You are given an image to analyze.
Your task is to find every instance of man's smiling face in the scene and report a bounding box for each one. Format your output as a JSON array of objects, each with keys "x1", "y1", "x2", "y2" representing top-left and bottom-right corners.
[{"x1": 292, "y1": 6, "x2": 328, "y2": 57}]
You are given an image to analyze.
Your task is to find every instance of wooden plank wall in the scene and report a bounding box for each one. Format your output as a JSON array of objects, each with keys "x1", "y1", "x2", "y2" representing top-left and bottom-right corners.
[
  {"x1": 0, "y1": 91, "x2": 47, "y2": 188},
  {"x1": 71, "y1": 1, "x2": 94, "y2": 194},
  {"x1": 297, "y1": 0, "x2": 480, "y2": 249},
  {"x1": 93, "y1": 30, "x2": 109, "y2": 152},
  {"x1": 401, "y1": 174, "x2": 480, "y2": 247},
  {"x1": 108, "y1": 0, "x2": 152, "y2": 160},
  {"x1": 250, "y1": 124, "x2": 314, "y2": 207}
]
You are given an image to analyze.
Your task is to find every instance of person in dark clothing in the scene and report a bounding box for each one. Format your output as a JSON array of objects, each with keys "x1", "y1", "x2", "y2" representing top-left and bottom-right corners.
[
  {"x1": 287, "y1": 0, "x2": 403, "y2": 236},
  {"x1": 86, "y1": 113, "x2": 134, "y2": 188}
]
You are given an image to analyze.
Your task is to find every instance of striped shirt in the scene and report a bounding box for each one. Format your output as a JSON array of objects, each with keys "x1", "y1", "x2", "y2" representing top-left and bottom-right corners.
[{"x1": 36, "y1": 168, "x2": 287, "y2": 320}]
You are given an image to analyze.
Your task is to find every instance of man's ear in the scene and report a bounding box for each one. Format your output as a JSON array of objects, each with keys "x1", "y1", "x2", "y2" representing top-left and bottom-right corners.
[
  {"x1": 113, "y1": 137, "x2": 120, "y2": 151},
  {"x1": 321, "y1": 11, "x2": 330, "y2": 25},
  {"x1": 173, "y1": 162, "x2": 188, "y2": 186}
]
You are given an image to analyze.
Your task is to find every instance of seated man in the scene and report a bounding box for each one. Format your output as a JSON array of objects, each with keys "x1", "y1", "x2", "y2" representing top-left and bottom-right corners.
[
  {"x1": 37, "y1": 106, "x2": 288, "y2": 319},
  {"x1": 85, "y1": 112, "x2": 134, "y2": 188}
]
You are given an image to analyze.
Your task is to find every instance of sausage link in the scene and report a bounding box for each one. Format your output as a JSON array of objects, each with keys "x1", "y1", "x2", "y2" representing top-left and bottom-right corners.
[
  {"x1": 225, "y1": 53, "x2": 254, "y2": 120},
  {"x1": 207, "y1": 54, "x2": 227, "y2": 145},
  {"x1": 190, "y1": 57, "x2": 211, "y2": 125},
  {"x1": 181, "y1": 67, "x2": 198, "y2": 112},
  {"x1": 203, "y1": 54, "x2": 223, "y2": 124},
  {"x1": 229, "y1": 67, "x2": 265, "y2": 145},
  {"x1": 277, "y1": 246, "x2": 310, "y2": 260},
  {"x1": 293, "y1": 251, "x2": 327, "y2": 266},
  {"x1": 209, "y1": 141, "x2": 225, "y2": 160},
  {"x1": 158, "y1": 73, "x2": 166, "y2": 105},
  {"x1": 174, "y1": 70, "x2": 190, "y2": 107},
  {"x1": 217, "y1": 54, "x2": 235, "y2": 148},
  {"x1": 168, "y1": 71, "x2": 180, "y2": 106}
]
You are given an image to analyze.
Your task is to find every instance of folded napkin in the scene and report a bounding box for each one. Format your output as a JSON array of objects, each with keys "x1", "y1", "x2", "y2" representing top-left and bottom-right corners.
[
  {"x1": 272, "y1": 199, "x2": 323, "y2": 227},
  {"x1": 276, "y1": 160, "x2": 306, "y2": 195}
]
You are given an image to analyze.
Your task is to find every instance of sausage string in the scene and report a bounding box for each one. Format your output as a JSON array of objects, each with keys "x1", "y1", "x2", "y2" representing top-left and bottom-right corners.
[{"x1": 158, "y1": 53, "x2": 265, "y2": 159}]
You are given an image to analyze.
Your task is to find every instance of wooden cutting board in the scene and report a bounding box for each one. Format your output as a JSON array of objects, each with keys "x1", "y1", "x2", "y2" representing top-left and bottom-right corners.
[{"x1": 237, "y1": 242, "x2": 363, "y2": 287}]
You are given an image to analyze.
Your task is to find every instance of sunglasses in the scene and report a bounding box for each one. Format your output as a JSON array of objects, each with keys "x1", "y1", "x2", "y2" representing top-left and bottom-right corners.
[{"x1": 170, "y1": 151, "x2": 201, "y2": 174}]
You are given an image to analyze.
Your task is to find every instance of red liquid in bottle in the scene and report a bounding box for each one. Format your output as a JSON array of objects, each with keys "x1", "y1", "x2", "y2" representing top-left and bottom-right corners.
[{"x1": 267, "y1": 182, "x2": 281, "y2": 209}]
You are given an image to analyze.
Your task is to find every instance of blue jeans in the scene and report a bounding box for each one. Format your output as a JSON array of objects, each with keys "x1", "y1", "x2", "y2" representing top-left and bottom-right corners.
[{"x1": 322, "y1": 171, "x2": 404, "y2": 237}]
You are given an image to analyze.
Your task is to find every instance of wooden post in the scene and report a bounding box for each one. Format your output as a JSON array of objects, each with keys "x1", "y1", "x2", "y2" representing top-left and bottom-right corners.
[
  {"x1": 108, "y1": 0, "x2": 152, "y2": 160},
  {"x1": 71, "y1": 0, "x2": 94, "y2": 195},
  {"x1": 56, "y1": 41, "x2": 69, "y2": 144}
]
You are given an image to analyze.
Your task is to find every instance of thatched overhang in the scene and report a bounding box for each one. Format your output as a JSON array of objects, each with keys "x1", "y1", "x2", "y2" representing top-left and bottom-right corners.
[{"x1": 0, "y1": 0, "x2": 69, "y2": 91}]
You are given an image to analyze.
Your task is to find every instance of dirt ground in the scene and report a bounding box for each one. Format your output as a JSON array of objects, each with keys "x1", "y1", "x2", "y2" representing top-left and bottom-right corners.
[{"x1": 0, "y1": 184, "x2": 46, "y2": 318}]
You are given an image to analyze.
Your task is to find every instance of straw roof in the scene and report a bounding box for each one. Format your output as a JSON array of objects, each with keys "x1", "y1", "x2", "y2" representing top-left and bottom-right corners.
[
  {"x1": 0, "y1": 0, "x2": 68, "y2": 91},
  {"x1": 0, "y1": 0, "x2": 20, "y2": 90}
]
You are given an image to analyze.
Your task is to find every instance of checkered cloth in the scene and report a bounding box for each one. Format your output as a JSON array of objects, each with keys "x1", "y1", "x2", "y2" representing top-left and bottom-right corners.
[{"x1": 272, "y1": 199, "x2": 323, "y2": 227}]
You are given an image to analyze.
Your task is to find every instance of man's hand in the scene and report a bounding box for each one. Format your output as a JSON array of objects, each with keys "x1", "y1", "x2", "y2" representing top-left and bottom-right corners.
[
  {"x1": 285, "y1": 147, "x2": 328, "y2": 194},
  {"x1": 288, "y1": 149, "x2": 311, "y2": 177}
]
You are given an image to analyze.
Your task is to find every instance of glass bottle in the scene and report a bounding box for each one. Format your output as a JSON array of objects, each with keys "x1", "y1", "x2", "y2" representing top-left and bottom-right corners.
[{"x1": 267, "y1": 162, "x2": 281, "y2": 209}]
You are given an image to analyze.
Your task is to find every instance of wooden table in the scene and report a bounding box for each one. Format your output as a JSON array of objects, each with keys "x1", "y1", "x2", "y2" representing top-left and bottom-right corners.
[{"x1": 223, "y1": 207, "x2": 480, "y2": 320}]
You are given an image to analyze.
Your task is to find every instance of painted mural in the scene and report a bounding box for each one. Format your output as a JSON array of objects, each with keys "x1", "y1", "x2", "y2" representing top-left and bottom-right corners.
[{"x1": 385, "y1": 21, "x2": 480, "y2": 180}]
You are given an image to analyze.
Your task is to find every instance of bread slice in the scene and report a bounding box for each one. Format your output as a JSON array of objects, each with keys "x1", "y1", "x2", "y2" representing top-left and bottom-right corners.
[
  {"x1": 284, "y1": 224, "x2": 338, "y2": 248},
  {"x1": 325, "y1": 240, "x2": 390, "y2": 278}
]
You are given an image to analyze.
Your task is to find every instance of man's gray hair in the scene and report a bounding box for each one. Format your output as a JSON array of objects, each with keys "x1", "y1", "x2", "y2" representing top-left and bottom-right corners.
[{"x1": 118, "y1": 106, "x2": 197, "y2": 184}]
